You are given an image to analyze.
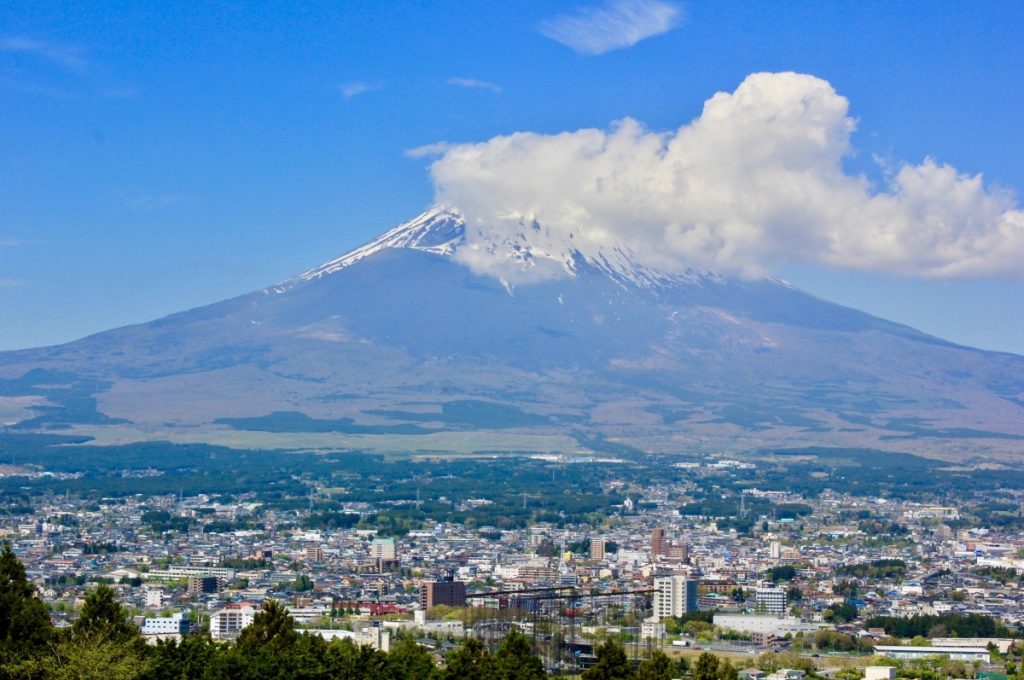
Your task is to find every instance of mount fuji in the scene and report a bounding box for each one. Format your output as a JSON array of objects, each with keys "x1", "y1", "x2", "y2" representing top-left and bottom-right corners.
[{"x1": 2, "y1": 208, "x2": 1023, "y2": 461}]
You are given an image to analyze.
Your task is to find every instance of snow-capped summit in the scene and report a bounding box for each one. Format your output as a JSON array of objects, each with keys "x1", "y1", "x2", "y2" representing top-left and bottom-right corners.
[
  {"x1": 286, "y1": 206, "x2": 718, "y2": 292},
  {"x1": 291, "y1": 207, "x2": 466, "y2": 284}
]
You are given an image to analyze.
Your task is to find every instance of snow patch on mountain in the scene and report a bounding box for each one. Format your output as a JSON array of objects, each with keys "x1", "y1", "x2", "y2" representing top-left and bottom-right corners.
[{"x1": 279, "y1": 206, "x2": 722, "y2": 292}]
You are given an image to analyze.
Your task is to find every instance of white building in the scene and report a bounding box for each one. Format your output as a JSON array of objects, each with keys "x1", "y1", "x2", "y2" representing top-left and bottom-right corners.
[
  {"x1": 875, "y1": 646, "x2": 990, "y2": 663},
  {"x1": 370, "y1": 537, "x2": 396, "y2": 560},
  {"x1": 287, "y1": 606, "x2": 331, "y2": 625},
  {"x1": 141, "y1": 612, "x2": 190, "y2": 642},
  {"x1": 145, "y1": 565, "x2": 236, "y2": 581},
  {"x1": 713, "y1": 615, "x2": 826, "y2": 638},
  {"x1": 755, "y1": 587, "x2": 786, "y2": 616},
  {"x1": 641, "y1": 619, "x2": 666, "y2": 642},
  {"x1": 307, "y1": 625, "x2": 390, "y2": 652},
  {"x1": 653, "y1": 574, "x2": 697, "y2": 619},
  {"x1": 144, "y1": 588, "x2": 167, "y2": 609},
  {"x1": 210, "y1": 603, "x2": 258, "y2": 640},
  {"x1": 932, "y1": 638, "x2": 1014, "y2": 654},
  {"x1": 864, "y1": 667, "x2": 896, "y2": 680}
]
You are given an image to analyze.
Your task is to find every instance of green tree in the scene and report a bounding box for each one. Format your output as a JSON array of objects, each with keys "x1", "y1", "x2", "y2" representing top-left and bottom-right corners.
[
  {"x1": 0, "y1": 541, "x2": 53, "y2": 666},
  {"x1": 43, "y1": 634, "x2": 152, "y2": 680},
  {"x1": 583, "y1": 639, "x2": 632, "y2": 680},
  {"x1": 636, "y1": 650, "x2": 674, "y2": 680},
  {"x1": 72, "y1": 584, "x2": 138, "y2": 642},
  {"x1": 493, "y1": 630, "x2": 544, "y2": 680},
  {"x1": 694, "y1": 652, "x2": 721, "y2": 680},
  {"x1": 237, "y1": 599, "x2": 298, "y2": 652},
  {"x1": 719, "y1": 661, "x2": 739, "y2": 680},
  {"x1": 443, "y1": 638, "x2": 493, "y2": 680},
  {"x1": 147, "y1": 634, "x2": 217, "y2": 680},
  {"x1": 385, "y1": 637, "x2": 439, "y2": 679}
]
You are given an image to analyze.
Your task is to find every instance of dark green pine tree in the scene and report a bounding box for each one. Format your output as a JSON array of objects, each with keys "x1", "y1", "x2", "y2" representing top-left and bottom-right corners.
[
  {"x1": 635, "y1": 650, "x2": 675, "y2": 680},
  {"x1": 71, "y1": 582, "x2": 139, "y2": 642},
  {"x1": 147, "y1": 633, "x2": 217, "y2": 680},
  {"x1": 236, "y1": 599, "x2": 298, "y2": 652},
  {"x1": 582, "y1": 639, "x2": 633, "y2": 680},
  {"x1": 692, "y1": 652, "x2": 722, "y2": 680},
  {"x1": 492, "y1": 630, "x2": 545, "y2": 680},
  {"x1": 0, "y1": 541, "x2": 54, "y2": 664},
  {"x1": 442, "y1": 638, "x2": 493, "y2": 680}
]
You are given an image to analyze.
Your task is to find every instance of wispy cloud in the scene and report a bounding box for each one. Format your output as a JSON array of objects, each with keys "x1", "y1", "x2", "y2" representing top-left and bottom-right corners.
[
  {"x1": 339, "y1": 80, "x2": 382, "y2": 99},
  {"x1": 405, "y1": 142, "x2": 455, "y2": 159},
  {"x1": 0, "y1": 35, "x2": 88, "y2": 71},
  {"x1": 0, "y1": 279, "x2": 28, "y2": 288},
  {"x1": 447, "y1": 77, "x2": 502, "y2": 93},
  {"x1": 539, "y1": 0, "x2": 683, "y2": 55}
]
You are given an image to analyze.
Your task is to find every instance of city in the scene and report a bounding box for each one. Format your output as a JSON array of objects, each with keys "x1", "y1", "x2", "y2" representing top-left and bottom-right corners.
[{"x1": 3, "y1": 450, "x2": 1023, "y2": 677}]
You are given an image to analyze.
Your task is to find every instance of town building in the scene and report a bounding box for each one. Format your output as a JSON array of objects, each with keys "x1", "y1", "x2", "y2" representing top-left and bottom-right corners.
[{"x1": 653, "y1": 574, "x2": 697, "y2": 618}]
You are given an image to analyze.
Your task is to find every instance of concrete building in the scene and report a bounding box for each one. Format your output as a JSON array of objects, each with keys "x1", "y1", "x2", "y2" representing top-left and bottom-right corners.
[
  {"x1": 641, "y1": 619, "x2": 666, "y2": 642},
  {"x1": 144, "y1": 588, "x2": 166, "y2": 609},
  {"x1": 590, "y1": 537, "x2": 606, "y2": 561},
  {"x1": 874, "y1": 646, "x2": 990, "y2": 663},
  {"x1": 652, "y1": 528, "x2": 667, "y2": 556},
  {"x1": 146, "y1": 565, "x2": 235, "y2": 581},
  {"x1": 755, "y1": 587, "x2": 786, "y2": 615},
  {"x1": 932, "y1": 638, "x2": 1014, "y2": 654},
  {"x1": 140, "y1": 612, "x2": 190, "y2": 640},
  {"x1": 210, "y1": 603, "x2": 257, "y2": 641},
  {"x1": 308, "y1": 623, "x2": 390, "y2": 652},
  {"x1": 653, "y1": 574, "x2": 697, "y2": 618},
  {"x1": 713, "y1": 615, "x2": 826, "y2": 639},
  {"x1": 420, "y1": 579, "x2": 467, "y2": 610},
  {"x1": 864, "y1": 668, "x2": 896, "y2": 680},
  {"x1": 371, "y1": 537, "x2": 396, "y2": 561},
  {"x1": 187, "y1": 576, "x2": 220, "y2": 594}
]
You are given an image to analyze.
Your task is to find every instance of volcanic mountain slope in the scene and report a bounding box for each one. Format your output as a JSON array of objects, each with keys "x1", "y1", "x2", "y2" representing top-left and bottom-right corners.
[{"x1": 1, "y1": 208, "x2": 1023, "y2": 460}]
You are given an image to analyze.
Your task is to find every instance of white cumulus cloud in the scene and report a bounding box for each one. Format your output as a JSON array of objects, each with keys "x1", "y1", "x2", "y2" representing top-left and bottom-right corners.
[
  {"x1": 540, "y1": 0, "x2": 684, "y2": 55},
  {"x1": 423, "y1": 72, "x2": 1024, "y2": 282}
]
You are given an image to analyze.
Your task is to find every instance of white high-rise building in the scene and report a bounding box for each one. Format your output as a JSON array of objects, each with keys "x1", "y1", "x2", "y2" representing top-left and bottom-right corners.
[
  {"x1": 144, "y1": 588, "x2": 166, "y2": 609},
  {"x1": 210, "y1": 603, "x2": 258, "y2": 640},
  {"x1": 653, "y1": 574, "x2": 698, "y2": 619},
  {"x1": 370, "y1": 537, "x2": 396, "y2": 560},
  {"x1": 755, "y1": 587, "x2": 786, "y2": 615}
]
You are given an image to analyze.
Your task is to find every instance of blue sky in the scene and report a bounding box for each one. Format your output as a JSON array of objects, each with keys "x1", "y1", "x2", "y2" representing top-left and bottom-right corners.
[{"x1": 1, "y1": 1, "x2": 1022, "y2": 353}]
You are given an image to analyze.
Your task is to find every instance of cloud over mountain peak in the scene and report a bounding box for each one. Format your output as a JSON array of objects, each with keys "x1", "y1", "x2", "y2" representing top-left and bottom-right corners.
[{"x1": 422, "y1": 72, "x2": 1024, "y2": 283}]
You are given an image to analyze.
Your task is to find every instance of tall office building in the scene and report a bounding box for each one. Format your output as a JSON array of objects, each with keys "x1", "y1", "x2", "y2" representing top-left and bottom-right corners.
[
  {"x1": 370, "y1": 537, "x2": 396, "y2": 560},
  {"x1": 653, "y1": 574, "x2": 698, "y2": 618},
  {"x1": 652, "y1": 528, "x2": 667, "y2": 556},
  {"x1": 755, "y1": 587, "x2": 786, "y2": 615},
  {"x1": 420, "y1": 580, "x2": 467, "y2": 609}
]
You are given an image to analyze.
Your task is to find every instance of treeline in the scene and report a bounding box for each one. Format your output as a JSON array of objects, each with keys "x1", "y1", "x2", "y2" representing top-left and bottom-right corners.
[
  {"x1": 834, "y1": 559, "x2": 906, "y2": 579},
  {"x1": 863, "y1": 613, "x2": 1011, "y2": 638}
]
